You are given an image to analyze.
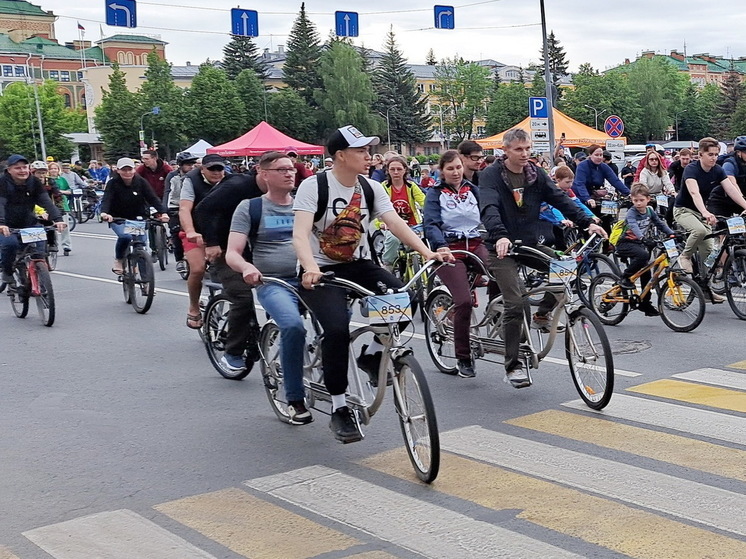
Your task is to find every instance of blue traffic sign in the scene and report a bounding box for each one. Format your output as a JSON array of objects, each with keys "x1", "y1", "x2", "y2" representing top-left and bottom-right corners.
[
  {"x1": 335, "y1": 11, "x2": 359, "y2": 37},
  {"x1": 106, "y1": 0, "x2": 136, "y2": 28},
  {"x1": 231, "y1": 8, "x2": 258, "y2": 37},
  {"x1": 604, "y1": 115, "x2": 625, "y2": 138},
  {"x1": 529, "y1": 97, "x2": 548, "y2": 119},
  {"x1": 434, "y1": 5, "x2": 455, "y2": 29}
]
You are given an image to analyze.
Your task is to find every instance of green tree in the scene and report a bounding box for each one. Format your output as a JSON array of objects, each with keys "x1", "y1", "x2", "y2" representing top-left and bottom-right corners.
[
  {"x1": 235, "y1": 68, "x2": 266, "y2": 127},
  {"x1": 283, "y1": 2, "x2": 322, "y2": 104},
  {"x1": 715, "y1": 65, "x2": 745, "y2": 138},
  {"x1": 486, "y1": 81, "x2": 529, "y2": 135},
  {"x1": 676, "y1": 82, "x2": 718, "y2": 141},
  {"x1": 0, "y1": 81, "x2": 77, "y2": 160},
  {"x1": 185, "y1": 65, "x2": 246, "y2": 144},
  {"x1": 433, "y1": 58, "x2": 491, "y2": 143},
  {"x1": 222, "y1": 35, "x2": 269, "y2": 80},
  {"x1": 539, "y1": 31, "x2": 569, "y2": 102},
  {"x1": 267, "y1": 89, "x2": 317, "y2": 142},
  {"x1": 372, "y1": 28, "x2": 431, "y2": 147},
  {"x1": 426, "y1": 49, "x2": 437, "y2": 66},
  {"x1": 315, "y1": 41, "x2": 379, "y2": 136},
  {"x1": 139, "y1": 50, "x2": 187, "y2": 157},
  {"x1": 94, "y1": 63, "x2": 142, "y2": 160}
]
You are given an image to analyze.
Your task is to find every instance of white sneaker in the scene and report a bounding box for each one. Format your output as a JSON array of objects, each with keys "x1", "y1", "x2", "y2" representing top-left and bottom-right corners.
[
  {"x1": 505, "y1": 368, "x2": 531, "y2": 389},
  {"x1": 678, "y1": 254, "x2": 693, "y2": 274}
]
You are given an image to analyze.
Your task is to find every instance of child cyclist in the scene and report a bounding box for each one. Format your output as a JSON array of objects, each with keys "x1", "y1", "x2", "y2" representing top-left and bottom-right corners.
[{"x1": 617, "y1": 183, "x2": 675, "y2": 316}]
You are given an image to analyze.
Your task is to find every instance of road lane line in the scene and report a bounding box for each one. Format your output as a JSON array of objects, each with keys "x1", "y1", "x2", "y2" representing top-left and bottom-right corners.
[
  {"x1": 627, "y1": 379, "x2": 746, "y2": 413},
  {"x1": 156, "y1": 487, "x2": 362, "y2": 559},
  {"x1": 728, "y1": 360, "x2": 746, "y2": 370},
  {"x1": 672, "y1": 368, "x2": 746, "y2": 391},
  {"x1": 23, "y1": 509, "x2": 216, "y2": 559},
  {"x1": 505, "y1": 409, "x2": 746, "y2": 481},
  {"x1": 245, "y1": 465, "x2": 584, "y2": 559},
  {"x1": 562, "y1": 394, "x2": 746, "y2": 446},
  {"x1": 71, "y1": 232, "x2": 116, "y2": 240},
  {"x1": 361, "y1": 448, "x2": 746, "y2": 559},
  {"x1": 440, "y1": 426, "x2": 746, "y2": 537},
  {"x1": 52, "y1": 270, "x2": 188, "y2": 297}
]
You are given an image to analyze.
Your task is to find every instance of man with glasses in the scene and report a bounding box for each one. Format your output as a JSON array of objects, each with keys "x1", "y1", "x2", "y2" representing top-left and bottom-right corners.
[{"x1": 458, "y1": 140, "x2": 484, "y2": 185}]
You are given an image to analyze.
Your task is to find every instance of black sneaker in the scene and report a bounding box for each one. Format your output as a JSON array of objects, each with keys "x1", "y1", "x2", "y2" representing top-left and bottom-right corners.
[
  {"x1": 287, "y1": 400, "x2": 313, "y2": 425},
  {"x1": 357, "y1": 345, "x2": 390, "y2": 387},
  {"x1": 63, "y1": 249, "x2": 71, "y2": 256},
  {"x1": 619, "y1": 277, "x2": 635, "y2": 290},
  {"x1": 457, "y1": 358, "x2": 476, "y2": 378},
  {"x1": 1, "y1": 272, "x2": 14, "y2": 285},
  {"x1": 638, "y1": 301, "x2": 659, "y2": 317},
  {"x1": 329, "y1": 406, "x2": 363, "y2": 443}
]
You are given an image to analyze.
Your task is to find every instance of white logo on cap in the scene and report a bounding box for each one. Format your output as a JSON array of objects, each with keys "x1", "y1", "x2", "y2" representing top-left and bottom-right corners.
[{"x1": 345, "y1": 126, "x2": 364, "y2": 139}]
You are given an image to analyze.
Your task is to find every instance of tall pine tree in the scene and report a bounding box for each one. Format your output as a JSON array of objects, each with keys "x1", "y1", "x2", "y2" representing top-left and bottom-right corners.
[
  {"x1": 426, "y1": 49, "x2": 437, "y2": 66},
  {"x1": 222, "y1": 35, "x2": 269, "y2": 80},
  {"x1": 283, "y1": 3, "x2": 322, "y2": 104},
  {"x1": 372, "y1": 28, "x2": 431, "y2": 147},
  {"x1": 539, "y1": 31, "x2": 568, "y2": 102},
  {"x1": 94, "y1": 63, "x2": 142, "y2": 160},
  {"x1": 715, "y1": 63, "x2": 745, "y2": 138}
]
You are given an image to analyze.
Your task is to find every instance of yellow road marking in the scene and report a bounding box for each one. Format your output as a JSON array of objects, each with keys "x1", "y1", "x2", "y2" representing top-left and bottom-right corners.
[
  {"x1": 728, "y1": 360, "x2": 746, "y2": 370},
  {"x1": 155, "y1": 487, "x2": 360, "y2": 559},
  {"x1": 505, "y1": 409, "x2": 746, "y2": 481},
  {"x1": 0, "y1": 547, "x2": 20, "y2": 559},
  {"x1": 627, "y1": 379, "x2": 746, "y2": 413},
  {"x1": 361, "y1": 450, "x2": 746, "y2": 559}
]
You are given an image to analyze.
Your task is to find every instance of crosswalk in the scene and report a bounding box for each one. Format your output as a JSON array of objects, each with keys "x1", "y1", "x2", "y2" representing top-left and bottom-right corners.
[{"x1": 9, "y1": 366, "x2": 746, "y2": 558}]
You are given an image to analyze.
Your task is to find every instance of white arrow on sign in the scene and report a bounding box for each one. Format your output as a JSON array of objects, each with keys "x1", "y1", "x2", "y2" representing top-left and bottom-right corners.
[
  {"x1": 344, "y1": 14, "x2": 351, "y2": 36},
  {"x1": 109, "y1": 3, "x2": 132, "y2": 26},
  {"x1": 241, "y1": 12, "x2": 249, "y2": 35},
  {"x1": 438, "y1": 10, "x2": 452, "y2": 27},
  {"x1": 530, "y1": 119, "x2": 548, "y2": 130}
]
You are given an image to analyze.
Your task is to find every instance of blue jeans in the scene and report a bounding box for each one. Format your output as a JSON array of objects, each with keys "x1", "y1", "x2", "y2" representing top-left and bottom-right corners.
[
  {"x1": 0, "y1": 233, "x2": 44, "y2": 275},
  {"x1": 110, "y1": 222, "x2": 146, "y2": 260},
  {"x1": 256, "y1": 278, "x2": 307, "y2": 402}
]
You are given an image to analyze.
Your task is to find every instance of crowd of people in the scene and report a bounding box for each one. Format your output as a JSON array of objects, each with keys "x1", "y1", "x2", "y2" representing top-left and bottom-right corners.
[{"x1": 3, "y1": 127, "x2": 746, "y2": 443}]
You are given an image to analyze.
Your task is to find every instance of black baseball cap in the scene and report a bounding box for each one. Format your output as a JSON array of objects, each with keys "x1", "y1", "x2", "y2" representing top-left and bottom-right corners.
[
  {"x1": 6, "y1": 154, "x2": 28, "y2": 166},
  {"x1": 327, "y1": 125, "x2": 380, "y2": 156},
  {"x1": 201, "y1": 154, "x2": 226, "y2": 168}
]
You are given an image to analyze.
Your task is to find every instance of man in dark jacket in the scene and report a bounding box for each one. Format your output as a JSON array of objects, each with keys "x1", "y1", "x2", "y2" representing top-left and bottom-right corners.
[
  {"x1": 0, "y1": 154, "x2": 66, "y2": 284},
  {"x1": 194, "y1": 163, "x2": 265, "y2": 374},
  {"x1": 136, "y1": 150, "x2": 173, "y2": 200},
  {"x1": 479, "y1": 129, "x2": 606, "y2": 388}
]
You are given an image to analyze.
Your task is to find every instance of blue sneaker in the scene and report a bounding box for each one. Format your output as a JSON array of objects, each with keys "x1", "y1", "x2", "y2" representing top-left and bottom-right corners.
[{"x1": 220, "y1": 353, "x2": 246, "y2": 372}]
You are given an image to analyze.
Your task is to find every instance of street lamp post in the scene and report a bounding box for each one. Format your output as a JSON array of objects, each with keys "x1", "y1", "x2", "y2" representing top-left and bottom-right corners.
[
  {"x1": 139, "y1": 107, "x2": 160, "y2": 153},
  {"x1": 584, "y1": 104, "x2": 607, "y2": 130},
  {"x1": 378, "y1": 109, "x2": 392, "y2": 152},
  {"x1": 539, "y1": 0, "x2": 555, "y2": 155}
]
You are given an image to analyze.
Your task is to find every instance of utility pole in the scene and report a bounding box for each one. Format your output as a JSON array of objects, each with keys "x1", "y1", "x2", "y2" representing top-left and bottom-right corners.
[{"x1": 539, "y1": 0, "x2": 555, "y2": 156}]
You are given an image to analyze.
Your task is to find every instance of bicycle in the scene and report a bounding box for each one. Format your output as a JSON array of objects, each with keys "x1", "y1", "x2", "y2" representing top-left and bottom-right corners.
[
  {"x1": 111, "y1": 218, "x2": 157, "y2": 314},
  {"x1": 390, "y1": 224, "x2": 432, "y2": 321},
  {"x1": 5, "y1": 226, "x2": 57, "y2": 327},
  {"x1": 148, "y1": 219, "x2": 170, "y2": 271},
  {"x1": 259, "y1": 261, "x2": 441, "y2": 483},
  {"x1": 424, "y1": 247, "x2": 615, "y2": 410},
  {"x1": 588, "y1": 236, "x2": 706, "y2": 332}
]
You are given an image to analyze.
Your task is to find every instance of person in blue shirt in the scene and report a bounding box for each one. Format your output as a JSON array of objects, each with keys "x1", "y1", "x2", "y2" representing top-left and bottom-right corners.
[{"x1": 572, "y1": 144, "x2": 631, "y2": 208}]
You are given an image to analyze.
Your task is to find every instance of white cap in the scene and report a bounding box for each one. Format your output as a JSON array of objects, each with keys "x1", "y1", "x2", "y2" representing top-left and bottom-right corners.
[
  {"x1": 117, "y1": 157, "x2": 136, "y2": 169},
  {"x1": 327, "y1": 125, "x2": 380, "y2": 155}
]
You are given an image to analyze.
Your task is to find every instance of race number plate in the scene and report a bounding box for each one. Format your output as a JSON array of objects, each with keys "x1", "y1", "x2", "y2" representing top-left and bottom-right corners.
[
  {"x1": 123, "y1": 220, "x2": 146, "y2": 235},
  {"x1": 72, "y1": 188, "x2": 83, "y2": 195},
  {"x1": 727, "y1": 216, "x2": 746, "y2": 235},
  {"x1": 18, "y1": 227, "x2": 46, "y2": 244},
  {"x1": 663, "y1": 238, "x2": 679, "y2": 258},
  {"x1": 656, "y1": 195, "x2": 669, "y2": 208},
  {"x1": 600, "y1": 200, "x2": 618, "y2": 215},
  {"x1": 548, "y1": 259, "x2": 577, "y2": 284},
  {"x1": 366, "y1": 292, "x2": 411, "y2": 324}
]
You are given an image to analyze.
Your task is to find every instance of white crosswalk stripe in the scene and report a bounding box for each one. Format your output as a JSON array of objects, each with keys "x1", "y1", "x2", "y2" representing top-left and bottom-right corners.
[{"x1": 672, "y1": 367, "x2": 746, "y2": 390}]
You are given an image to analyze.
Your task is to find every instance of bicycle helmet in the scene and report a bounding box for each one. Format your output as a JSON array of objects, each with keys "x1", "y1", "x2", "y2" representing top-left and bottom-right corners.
[
  {"x1": 30, "y1": 160, "x2": 48, "y2": 171},
  {"x1": 176, "y1": 151, "x2": 198, "y2": 165},
  {"x1": 733, "y1": 136, "x2": 746, "y2": 152}
]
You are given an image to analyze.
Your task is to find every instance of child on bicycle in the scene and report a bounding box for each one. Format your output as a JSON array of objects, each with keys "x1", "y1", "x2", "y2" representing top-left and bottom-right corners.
[{"x1": 617, "y1": 183, "x2": 674, "y2": 316}]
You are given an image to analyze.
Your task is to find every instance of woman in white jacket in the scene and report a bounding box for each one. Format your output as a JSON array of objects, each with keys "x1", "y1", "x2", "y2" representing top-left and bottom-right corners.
[{"x1": 639, "y1": 150, "x2": 675, "y2": 222}]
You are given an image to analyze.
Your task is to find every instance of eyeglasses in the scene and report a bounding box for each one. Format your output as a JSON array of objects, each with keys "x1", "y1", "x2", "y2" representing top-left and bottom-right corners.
[
  {"x1": 467, "y1": 155, "x2": 485, "y2": 161},
  {"x1": 267, "y1": 167, "x2": 297, "y2": 174},
  {"x1": 205, "y1": 165, "x2": 225, "y2": 172}
]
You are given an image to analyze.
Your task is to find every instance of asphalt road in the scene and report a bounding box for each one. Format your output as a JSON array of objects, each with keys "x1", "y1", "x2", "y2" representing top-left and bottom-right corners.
[{"x1": 2, "y1": 221, "x2": 746, "y2": 559}]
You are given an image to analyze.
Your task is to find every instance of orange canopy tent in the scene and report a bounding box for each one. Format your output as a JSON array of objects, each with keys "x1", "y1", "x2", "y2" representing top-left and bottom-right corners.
[
  {"x1": 207, "y1": 121, "x2": 324, "y2": 157},
  {"x1": 476, "y1": 109, "x2": 624, "y2": 149}
]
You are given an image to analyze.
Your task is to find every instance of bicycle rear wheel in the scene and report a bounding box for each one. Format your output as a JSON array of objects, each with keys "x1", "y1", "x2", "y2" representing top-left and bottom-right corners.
[
  {"x1": 588, "y1": 272, "x2": 628, "y2": 325},
  {"x1": 565, "y1": 307, "x2": 614, "y2": 410},
  {"x1": 576, "y1": 253, "x2": 620, "y2": 306},
  {"x1": 393, "y1": 354, "x2": 440, "y2": 483},
  {"x1": 34, "y1": 262, "x2": 55, "y2": 327},
  {"x1": 259, "y1": 322, "x2": 293, "y2": 423},
  {"x1": 129, "y1": 250, "x2": 155, "y2": 314},
  {"x1": 67, "y1": 213, "x2": 77, "y2": 232},
  {"x1": 657, "y1": 274, "x2": 705, "y2": 332},
  {"x1": 9, "y1": 263, "x2": 29, "y2": 318},
  {"x1": 424, "y1": 289, "x2": 458, "y2": 374},
  {"x1": 725, "y1": 249, "x2": 746, "y2": 320},
  {"x1": 155, "y1": 225, "x2": 168, "y2": 271},
  {"x1": 205, "y1": 295, "x2": 251, "y2": 380}
]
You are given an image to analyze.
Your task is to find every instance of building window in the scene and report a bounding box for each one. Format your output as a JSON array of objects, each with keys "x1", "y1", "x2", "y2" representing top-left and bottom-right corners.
[
  {"x1": 429, "y1": 84, "x2": 437, "y2": 92},
  {"x1": 3, "y1": 65, "x2": 13, "y2": 77},
  {"x1": 14, "y1": 66, "x2": 25, "y2": 77},
  {"x1": 78, "y1": 71, "x2": 83, "y2": 81},
  {"x1": 417, "y1": 83, "x2": 424, "y2": 93},
  {"x1": 477, "y1": 126, "x2": 486, "y2": 136},
  {"x1": 63, "y1": 93, "x2": 71, "y2": 108},
  {"x1": 49, "y1": 70, "x2": 59, "y2": 80},
  {"x1": 81, "y1": 93, "x2": 86, "y2": 109},
  {"x1": 60, "y1": 71, "x2": 70, "y2": 82}
]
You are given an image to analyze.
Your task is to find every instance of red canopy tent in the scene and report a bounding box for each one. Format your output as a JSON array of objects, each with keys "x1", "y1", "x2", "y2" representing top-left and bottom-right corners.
[{"x1": 206, "y1": 121, "x2": 324, "y2": 157}]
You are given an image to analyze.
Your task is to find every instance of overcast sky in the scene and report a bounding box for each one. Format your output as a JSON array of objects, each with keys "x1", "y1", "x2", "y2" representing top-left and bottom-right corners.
[{"x1": 40, "y1": 0, "x2": 746, "y2": 72}]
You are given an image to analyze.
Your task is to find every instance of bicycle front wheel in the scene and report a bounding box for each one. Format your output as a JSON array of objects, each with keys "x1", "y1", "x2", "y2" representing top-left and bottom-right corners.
[
  {"x1": 67, "y1": 213, "x2": 77, "y2": 232},
  {"x1": 565, "y1": 307, "x2": 614, "y2": 410},
  {"x1": 588, "y1": 272, "x2": 628, "y2": 325},
  {"x1": 129, "y1": 250, "x2": 155, "y2": 314},
  {"x1": 46, "y1": 248, "x2": 58, "y2": 272},
  {"x1": 393, "y1": 354, "x2": 440, "y2": 483},
  {"x1": 657, "y1": 274, "x2": 705, "y2": 332},
  {"x1": 34, "y1": 262, "x2": 55, "y2": 327},
  {"x1": 576, "y1": 253, "x2": 620, "y2": 306},
  {"x1": 725, "y1": 249, "x2": 746, "y2": 320},
  {"x1": 9, "y1": 263, "x2": 29, "y2": 318},
  {"x1": 259, "y1": 322, "x2": 292, "y2": 423},
  {"x1": 423, "y1": 289, "x2": 458, "y2": 374}
]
